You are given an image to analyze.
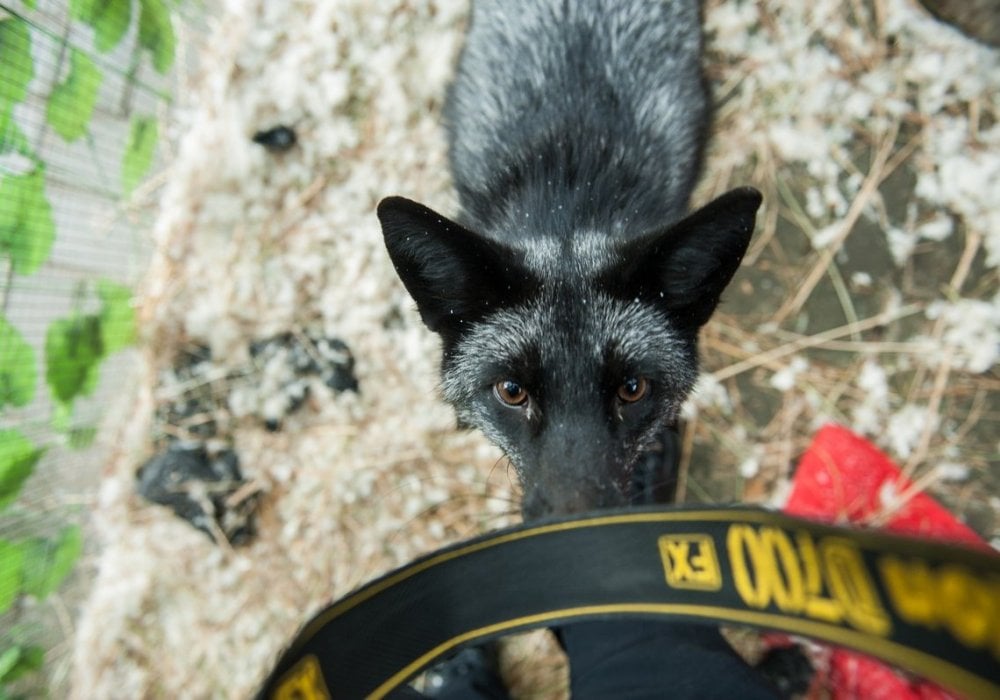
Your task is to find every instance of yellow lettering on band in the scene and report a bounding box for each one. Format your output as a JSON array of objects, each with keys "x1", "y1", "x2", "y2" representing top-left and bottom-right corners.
[
  {"x1": 658, "y1": 534, "x2": 722, "y2": 591},
  {"x1": 762, "y1": 527, "x2": 805, "y2": 613},
  {"x1": 727, "y1": 524, "x2": 770, "y2": 609},
  {"x1": 879, "y1": 556, "x2": 936, "y2": 628},
  {"x1": 727, "y1": 525, "x2": 889, "y2": 636},
  {"x1": 881, "y1": 556, "x2": 1000, "y2": 658},
  {"x1": 796, "y1": 530, "x2": 842, "y2": 624},
  {"x1": 273, "y1": 655, "x2": 331, "y2": 700},
  {"x1": 823, "y1": 537, "x2": 891, "y2": 637}
]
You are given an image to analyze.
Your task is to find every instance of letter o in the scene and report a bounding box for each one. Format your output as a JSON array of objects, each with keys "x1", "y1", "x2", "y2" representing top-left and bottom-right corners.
[{"x1": 728, "y1": 524, "x2": 771, "y2": 609}]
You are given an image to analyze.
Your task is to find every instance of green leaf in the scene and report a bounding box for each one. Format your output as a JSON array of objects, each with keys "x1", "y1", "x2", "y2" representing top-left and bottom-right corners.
[
  {"x1": 80, "y1": 345, "x2": 101, "y2": 396},
  {"x1": 49, "y1": 526, "x2": 82, "y2": 591},
  {"x1": 44, "y1": 315, "x2": 104, "y2": 405},
  {"x1": 138, "y1": 0, "x2": 174, "y2": 74},
  {"x1": 121, "y1": 116, "x2": 157, "y2": 195},
  {"x1": 0, "y1": 166, "x2": 56, "y2": 275},
  {"x1": 8, "y1": 646, "x2": 43, "y2": 683},
  {"x1": 0, "y1": 316, "x2": 36, "y2": 409},
  {"x1": 0, "y1": 539, "x2": 25, "y2": 614},
  {"x1": 16, "y1": 539, "x2": 46, "y2": 598},
  {"x1": 0, "y1": 645, "x2": 43, "y2": 684},
  {"x1": 0, "y1": 19, "x2": 33, "y2": 107},
  {"x1": 96, "y1": 279, "x2": 135, "y2": 353},
  {"x1": 70, "y1": 0, "x2": 98, "y2": 22},
  {"x1": 46, "y1": 48, "x2": 102, "y2": 142},
  {"x1": 50, "y1": 400, "x2": 71, "y2": 434},
  {"x1": 0, "y1": 107, "x2": 31, "y2": 156},
  {"x1": 0, "y1": 648, "x2": 17, "y2": 682},
  {"x1": 19, "y1": 526, "x2": 81, "y2": 600},
  {"x1": 67, "y1": 426, "x2": 97, "y2": 449},
  {"x1": 79, "y1": 0, "x2": 133, "y2": 53},
  {"x1": 0, "y1": 430, "x2": 41, "y2": 510}
]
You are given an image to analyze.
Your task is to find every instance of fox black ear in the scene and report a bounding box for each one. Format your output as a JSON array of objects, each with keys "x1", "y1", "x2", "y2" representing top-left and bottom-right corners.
[
  {"x1": 615, "y1": 187, "x2": 762, "y2": 330},
  {"x1": 377, "y1": 197, "x2": 528, "y2": 338}
]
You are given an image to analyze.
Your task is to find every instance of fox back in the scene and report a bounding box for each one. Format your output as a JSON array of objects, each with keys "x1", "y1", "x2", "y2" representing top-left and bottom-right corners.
[{"x1": 378, "y1": 0, "x2": 761, "y2": 518}]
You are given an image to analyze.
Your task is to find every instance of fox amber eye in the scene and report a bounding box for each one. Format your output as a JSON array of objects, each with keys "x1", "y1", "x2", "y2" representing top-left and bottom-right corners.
[
  {"x1": 617, "y1": 377, "x2": 648, "y2": 403},
  {"x1": 494, "y1": 379, "x2": 528, "y2": 406}
]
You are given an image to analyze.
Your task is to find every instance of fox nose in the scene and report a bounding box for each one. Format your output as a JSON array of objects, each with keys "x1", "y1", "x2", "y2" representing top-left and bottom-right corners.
[
  {"x1": 523, "y1": 477, "x2": 626, "y2": 519},
  {"x1": 523, "y1": 422, "x2": 629, "y2": 518}
]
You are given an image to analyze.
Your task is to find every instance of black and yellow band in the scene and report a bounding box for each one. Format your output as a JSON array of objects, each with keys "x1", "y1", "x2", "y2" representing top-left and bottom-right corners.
[{"x1": 259, "y1": 505, "x2": 1000, "y2": 700}]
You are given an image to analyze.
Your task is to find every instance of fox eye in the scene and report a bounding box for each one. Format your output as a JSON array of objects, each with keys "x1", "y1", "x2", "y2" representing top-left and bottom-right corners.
[
  {"x1": 494, "y1": 379, "x2": 528, "y2": 406},
  {"x1": 617, "y1": 377, "x2": 648, "y2": 403}
]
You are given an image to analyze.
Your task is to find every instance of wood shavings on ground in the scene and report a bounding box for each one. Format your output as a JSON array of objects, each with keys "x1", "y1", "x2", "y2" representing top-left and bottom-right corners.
[
  {"x1": 71, "y1": 2, "x2": 519, "y2": 697},
  {"x1": 69, "y1": 1, "x2": 998, "y2": 698}
]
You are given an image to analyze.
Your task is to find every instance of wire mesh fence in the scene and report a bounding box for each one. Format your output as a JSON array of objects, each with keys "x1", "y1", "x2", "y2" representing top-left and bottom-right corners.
[{"x1": 1, "y1": 0, "x2": 175, "y2": 692}]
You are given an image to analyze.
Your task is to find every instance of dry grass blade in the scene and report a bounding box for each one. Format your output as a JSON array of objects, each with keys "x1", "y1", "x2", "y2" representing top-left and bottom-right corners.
[
  {"x1": 712, "y1": 304, "x2": 923, "y2": 382},
  {"x1": 771, "y1": 120, "x2": 907, "y2": 325}
]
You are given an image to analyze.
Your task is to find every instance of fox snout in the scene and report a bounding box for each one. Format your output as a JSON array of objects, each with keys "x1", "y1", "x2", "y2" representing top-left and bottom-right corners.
[
  {"x1": 516, "y1": 430, "x2": 633, "y2": 519},
  {"x1": 521, "y1": 475, "x2": 628, "y2": 519}
]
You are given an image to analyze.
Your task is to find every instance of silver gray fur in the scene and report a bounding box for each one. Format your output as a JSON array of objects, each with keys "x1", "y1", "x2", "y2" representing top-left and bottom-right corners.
[{"x1": 447, "y1": 0, "x2": 708, "y2": 237}]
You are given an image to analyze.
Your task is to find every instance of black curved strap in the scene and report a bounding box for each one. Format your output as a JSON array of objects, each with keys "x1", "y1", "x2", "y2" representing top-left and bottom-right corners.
[{"x1": 258, "y1": 505, "x2": 1000, "y2": 699}]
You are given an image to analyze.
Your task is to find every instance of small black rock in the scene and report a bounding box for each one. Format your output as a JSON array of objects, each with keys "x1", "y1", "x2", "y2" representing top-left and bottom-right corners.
[
  {"x1": 136, "y1": 444, "x2": 258, "y2": 545},
  {"x1": 317, "y1": 337, "x2": 359, "y2": 394},
  {"x1": 252, "y1": 125, "x2": 297, "y2": 152}
]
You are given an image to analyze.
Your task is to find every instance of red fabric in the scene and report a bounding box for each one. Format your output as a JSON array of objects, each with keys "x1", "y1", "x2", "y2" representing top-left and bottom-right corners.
[
  {"x1": 784, "y1": 424, "x2": 985, "y2": 547},
  {"x1": 828, "y1": 652, "x2": 953, "y2": 700},
  {"x1": 776, "y1": 424, "x2": 988, "y2": 700}
]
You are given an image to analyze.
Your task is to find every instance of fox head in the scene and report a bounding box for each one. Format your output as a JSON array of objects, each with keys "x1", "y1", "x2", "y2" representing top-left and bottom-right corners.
[{"x1": 377, "y1": 187, "x2": 761, "y2": 518}]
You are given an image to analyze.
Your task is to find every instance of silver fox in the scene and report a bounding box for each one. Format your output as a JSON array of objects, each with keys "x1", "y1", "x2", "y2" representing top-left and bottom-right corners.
[{"x1": 378, "y1": 0, "x2": 761, "y2": 518}]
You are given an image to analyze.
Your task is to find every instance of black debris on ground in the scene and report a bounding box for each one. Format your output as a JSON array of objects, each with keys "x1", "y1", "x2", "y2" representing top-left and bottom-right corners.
[
  {"x1": 246, "y1": 331, "x2": 359, "y2": 430},
  {"x1": 136, "y1": 443, "x2": 259, "y2": 546},
  {"x1": 252, "y1": 125, "x2": 297, "y2": 152},
  {"x1": 139, "y1": 332, "x2": 358, "y2": 541},
  {"x1": 153, "y1": 343, "x2": 226, "y2": 444}
]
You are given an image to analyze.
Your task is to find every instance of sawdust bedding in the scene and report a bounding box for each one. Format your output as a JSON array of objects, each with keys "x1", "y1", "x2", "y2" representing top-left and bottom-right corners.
[{"x1": 70, "y1": 1, "x2": 998, "y2": 697}]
